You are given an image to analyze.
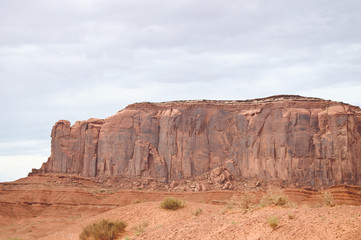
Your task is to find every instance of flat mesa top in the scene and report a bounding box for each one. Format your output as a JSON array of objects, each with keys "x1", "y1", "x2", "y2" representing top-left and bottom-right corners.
[
  {"x1": 156, "y1": 95, "x2": 325, "y2": 104},
  {"x1": 125, "y1": 95, "x2": 346, "y2": 110}
]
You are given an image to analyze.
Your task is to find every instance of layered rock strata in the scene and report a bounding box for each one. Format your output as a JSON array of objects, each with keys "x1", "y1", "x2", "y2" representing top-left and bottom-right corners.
[{"x1": 39, "y1": 95, "x2": 361, "y2": 187}]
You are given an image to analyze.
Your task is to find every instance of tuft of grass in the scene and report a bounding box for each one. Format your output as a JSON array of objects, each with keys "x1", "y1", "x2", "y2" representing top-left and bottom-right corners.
[
  {"x1": 288, "y1": 211, "x2": 295, "y2": 219},
  {"x1": 267, "y1": 216, "x2": 279, "y2": 230},
  {"x1": 79, "y1": 219, "x2": 127, "y2": 240},
  {"x1": 192, "y1": 208, "x2": 203, "y2": 216},
  {"x1": 321, "y1": 191, "x2": 335, "y2": 207},
  {"x1": 160, "y1": 197, "x2": 184, "y2": 210},
  {"x1": 260, "y1": 192, "x2": 289, "y2": 207},
  {"x1": 132, "y1": 221, "x2": 149, "y2": 236},
  {"x1": 70, "y1": 214, "x2": 81, "y2": 220},
  {"x1": 155, "y1": 224, "x2": 163, "y2": 229},
  {"x1": 90, "y1": 189, "x2": 115, "y2": 195},
  {"x1": 132, "y1": 199, "x2": 142, "y2": 204},
  {"x1": 226, "y1": 202, "x2": 236, "y2": 210},
  {"x1": 221, "y1": 201, "x2": 236, "y2": 214},
  {"x1": 240, "y1": 193, "x2": 251, "y2": 209},
  {"x1": 221, "y1": 193, "x2": 255, "y2": 214}
]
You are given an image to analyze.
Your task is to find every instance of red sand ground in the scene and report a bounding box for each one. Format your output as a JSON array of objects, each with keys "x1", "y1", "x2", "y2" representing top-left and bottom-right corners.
[{"x1": 1, "y1": 174, "x2": 361, "y2": 240}]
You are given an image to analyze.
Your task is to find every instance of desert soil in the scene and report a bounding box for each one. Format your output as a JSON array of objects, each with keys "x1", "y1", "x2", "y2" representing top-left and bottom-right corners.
[{"x1": 1, "y1": 174, "x2": 361, "y2": 240}]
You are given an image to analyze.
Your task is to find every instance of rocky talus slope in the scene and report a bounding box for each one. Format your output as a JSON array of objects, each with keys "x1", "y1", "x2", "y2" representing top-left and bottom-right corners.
[{"x1": 36, "y1": 95, "x2": 361, "y2": 187}]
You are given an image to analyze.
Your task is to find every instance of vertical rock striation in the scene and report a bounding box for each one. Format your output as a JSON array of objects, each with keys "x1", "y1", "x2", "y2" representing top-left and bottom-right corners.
[{"x1": 40, "y1": 95, "x2": 361, "y2": 186}]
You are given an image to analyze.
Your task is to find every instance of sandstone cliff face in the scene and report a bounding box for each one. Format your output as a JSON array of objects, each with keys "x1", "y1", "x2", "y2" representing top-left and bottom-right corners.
[{"x1": 40, "y1": 95, "x2": 361, "y2": 187}]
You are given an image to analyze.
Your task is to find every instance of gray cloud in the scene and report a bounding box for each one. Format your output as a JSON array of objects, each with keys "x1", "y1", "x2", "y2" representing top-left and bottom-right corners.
[{"x1": 1, "y1": 0, "x2": 361, "y2": 181}]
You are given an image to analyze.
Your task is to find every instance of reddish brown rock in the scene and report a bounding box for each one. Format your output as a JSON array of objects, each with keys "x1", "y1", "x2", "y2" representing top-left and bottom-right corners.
[{"x1": 39, "y1": 95, "x2": 361, "y2": 187}]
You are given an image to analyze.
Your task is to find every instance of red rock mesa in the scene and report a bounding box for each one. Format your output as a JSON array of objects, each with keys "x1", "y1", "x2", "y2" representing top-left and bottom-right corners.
[{"x1": 38, "y1": 95, "x2": 361, "y2": 187}]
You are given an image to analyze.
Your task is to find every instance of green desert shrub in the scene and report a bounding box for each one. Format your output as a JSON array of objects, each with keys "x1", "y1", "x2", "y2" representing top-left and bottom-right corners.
[
  {"x1": 267, "y1": 216, "x2": 279, "y2": 229},
  {"x1": 79, "y1": 219, "x2": 127, "y2": 240},
  {"x1": 160, "y1": 197, "x2": 184, "y2": 210}
]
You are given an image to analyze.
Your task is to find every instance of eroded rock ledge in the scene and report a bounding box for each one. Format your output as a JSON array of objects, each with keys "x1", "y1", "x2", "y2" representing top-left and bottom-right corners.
[{"x1": 35, "y1": 95, "x2": 361, "y2": 187}]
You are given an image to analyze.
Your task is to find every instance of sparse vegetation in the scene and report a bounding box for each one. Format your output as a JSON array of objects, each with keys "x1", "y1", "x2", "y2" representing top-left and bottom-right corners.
[
  {"x1": 88, "y1": 188, "x2": 115, "y2": 195},
  {"x1": 240, "y1": 193, "x2": 251, "y2": 209},
  {"x1": 321, "y1": 191, "x2": 335, "y2": 207},
  {"x1": 260, "y1": 192, "x2": 289, "y2": 207},
  {"x1": 155, "y1": 224, "x2": 163, "y2": 229},
  {"x1": 132, "y1": 221, "x2": 149, "y2": 235},
  {"x1": 192, "y1": 208, "x2": 203, "y2": 216},
  {"x1": 288, "y1": 211, "x2": 295, "y2": 219},
  {"x1": 221, "y1": 201, "x2": 236, "y2": 214},
  {"x1": 7, "y1": 238, "x2": 22, "y2": 240},
  {"x1": 132, "y1": 199, "x2": 142, "y2": 204},
  {"x1": 79, "y1": 219, "x2": 127, "y2": 240},
  {"x1": 226, "y1": 201, "x2": 236, "y2": 210},
  {"x1": 160, "y1": 197, "x2": 184, "y2": 210},
  {"x1": 70, "y1": 214, "x2": 81, "y2": 220},
  {"x1": 267, "y1": 216, "x2": 279, "y2": 230},
  {"x1": 221, "y1": 193, "x2": 255, "y2": 214}
]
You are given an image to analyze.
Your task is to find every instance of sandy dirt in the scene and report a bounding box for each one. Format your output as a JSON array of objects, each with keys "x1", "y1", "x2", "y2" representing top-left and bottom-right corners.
[
  {"x1": 44, "y1": 202, "x2": 361, "y2": 240},
  {"x1": 1, "y1": 174, "x2": 361, "y2": 240}
]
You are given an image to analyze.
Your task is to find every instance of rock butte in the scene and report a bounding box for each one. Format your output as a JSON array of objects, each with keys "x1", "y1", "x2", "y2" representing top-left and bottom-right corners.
[{"x1": 35, "y1": 95, "x2": 361, "y2": 187}]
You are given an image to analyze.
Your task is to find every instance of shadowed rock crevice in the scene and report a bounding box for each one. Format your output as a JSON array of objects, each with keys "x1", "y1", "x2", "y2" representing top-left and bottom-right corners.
[{"x1": 38, "y1": 95, "x2": 361, "y2": 187}]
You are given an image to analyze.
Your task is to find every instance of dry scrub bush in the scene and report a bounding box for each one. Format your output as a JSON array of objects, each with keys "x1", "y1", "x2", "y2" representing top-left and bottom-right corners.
[
  {"x1": 160, "y1": 197, "x2": 184, "y2": 210},
  {"x1": 192, "y1": 208, "x2": 203, "y2": 216},
  {"x1": 79, "y1": 219, "x2": 127, "y2": 240},
  {"x1": 321, "y1": 191, "x2": 336, "y2": 207},
  {"x1": 240, "y1": 193, "x2": 252, "y2": 209},
  {"x1": 90, "y1": 189, "x2": 115, "y2": 194},
  {"x1": 260, "y1": 192, "x2": 289, "y2": 207},
  {"x1": 132, "y1": 221, "x2": 149, "y2": 235},
  {"x1": 132, "y1": 199, "x2": 142, "y2": 204},
  {"x1": 221, "y1": 193, "x2": 256, "y2": 214},
  {"x1": 267, "y1": 216, "x2": 279, "y2": 229}
]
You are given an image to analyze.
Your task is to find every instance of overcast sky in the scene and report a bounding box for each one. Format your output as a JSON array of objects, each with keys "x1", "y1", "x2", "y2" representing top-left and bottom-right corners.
[{"x1": 1, "y1": 0, "x2": 361, "y2": 182}]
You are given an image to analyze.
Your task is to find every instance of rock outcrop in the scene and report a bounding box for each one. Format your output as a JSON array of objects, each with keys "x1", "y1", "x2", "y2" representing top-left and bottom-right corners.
[{"x1": 38, "y1": 95, "x2": 361, "y2": 187}]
